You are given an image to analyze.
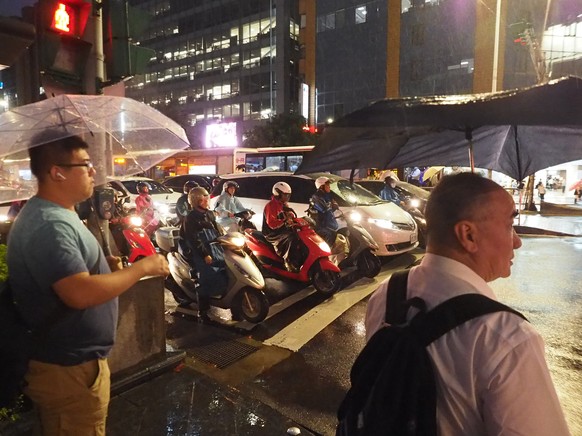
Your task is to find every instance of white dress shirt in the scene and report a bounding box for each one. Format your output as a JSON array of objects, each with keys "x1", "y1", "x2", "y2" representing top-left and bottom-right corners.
[{"x1": 365, "y1": 254, "x2": 570, "y2": 436}]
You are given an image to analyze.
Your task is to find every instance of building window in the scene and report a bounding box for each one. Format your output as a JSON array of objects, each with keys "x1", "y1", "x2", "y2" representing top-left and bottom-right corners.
[
  {"x1": 355, "y1": 6, "x2": 367, "y2": 24},
  {"x1": 317, "y1": 12, "x2": 336, "y2": 32}
]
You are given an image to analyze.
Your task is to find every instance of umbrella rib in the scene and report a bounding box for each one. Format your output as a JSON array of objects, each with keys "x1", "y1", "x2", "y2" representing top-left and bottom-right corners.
[{"x1": 513, "y1": 126, "x2": 523, "y2": 181}]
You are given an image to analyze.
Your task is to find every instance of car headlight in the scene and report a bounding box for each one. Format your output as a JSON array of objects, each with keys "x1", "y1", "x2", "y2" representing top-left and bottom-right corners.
[
  {"x1": 409, "y1": 198, "x2": 420, "y2": 208},
  {"x1": 368, "y1": 218, "x2": 398, "y2": 230},
  {"x1": 129, "y1": 216, "x2": 143, "y2": 227},
  {"x1": 349, "y1": 211, "x2": 362, "y2": 223},
  {"x1": 154, "y1": 202, "x2": 170, "y2": 215}
]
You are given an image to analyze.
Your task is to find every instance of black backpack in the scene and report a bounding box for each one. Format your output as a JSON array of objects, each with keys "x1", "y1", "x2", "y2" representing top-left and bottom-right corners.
[
  {"x1": 0, "y1": 280, "x2": 70, "y2": 412},
  {"x1": 336, "y1": 270, "x2": 527, "y2": 436},
  {"x1": 0, "y1": 279, "x2": 38, "y2": 410}
]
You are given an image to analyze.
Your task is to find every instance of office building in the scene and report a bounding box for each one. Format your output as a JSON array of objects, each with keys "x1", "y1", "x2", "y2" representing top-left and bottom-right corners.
[
  {"x1": 312, "y1": 0, "x2": 582, "y2": 126},
  {"x1": 126, "y1": 0, "x2": 302, "y2": 148}
]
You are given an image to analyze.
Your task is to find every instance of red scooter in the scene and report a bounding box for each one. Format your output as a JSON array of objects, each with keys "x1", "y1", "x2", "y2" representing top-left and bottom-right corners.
[
  {"x1": 243, "y1": 215, "x2": 342, "y2": 296},
  {"x1": 110, "y1": 213, "x2": 157, "y2": 264}
]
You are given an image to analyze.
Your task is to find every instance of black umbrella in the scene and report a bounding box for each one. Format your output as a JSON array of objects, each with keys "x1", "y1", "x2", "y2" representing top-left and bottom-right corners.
[{"x1": 296, "y1": 76, "x2": 582, "y2": 181}]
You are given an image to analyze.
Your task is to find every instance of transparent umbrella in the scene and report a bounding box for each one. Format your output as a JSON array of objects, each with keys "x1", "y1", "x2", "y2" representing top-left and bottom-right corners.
[{"x1": 0, "y1": 94, "x2": 190, "y2": 202}]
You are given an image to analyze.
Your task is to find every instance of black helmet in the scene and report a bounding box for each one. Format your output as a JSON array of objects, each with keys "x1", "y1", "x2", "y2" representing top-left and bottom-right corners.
[
  {"x1": 224, "y1": 181, "x2": 239, "y2": 191},
  {"x1": 183, "y1": 180, "x2": 199, "y2": 194},
  {"x1": 137, "y1": 182, "x2": 149, "y2": 194}
]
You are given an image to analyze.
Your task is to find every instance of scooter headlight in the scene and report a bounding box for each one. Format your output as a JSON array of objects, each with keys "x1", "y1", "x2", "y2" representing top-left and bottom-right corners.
[
  {"x1": 129, "y1": 216, "x2": 143, "y2": 227},
  {"x1": 349, "y1": 211, "x2": 362, "y2": 223},
  {"x1": 231, "y1": 235, "x2": 245, "y2": 248},
  {"x1": 368, "y1": 218, "x2": 398, "y2": 230},
  {"x1": 318, "y1": 240, "x2": 331, "y2": 252},
  {"x1": 409, "y1": 198, "x2": 420, "y2": 208}
]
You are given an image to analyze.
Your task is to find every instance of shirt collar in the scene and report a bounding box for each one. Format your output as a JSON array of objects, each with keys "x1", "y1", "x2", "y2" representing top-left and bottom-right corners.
[{"x1": 421, "y1": 253, "x2": 497, "y2": 300}]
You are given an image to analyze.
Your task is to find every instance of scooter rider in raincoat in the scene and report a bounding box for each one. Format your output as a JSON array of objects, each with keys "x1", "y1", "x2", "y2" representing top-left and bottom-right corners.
[
  {"x1": 214, "y1": 181, "x2": 246, "y2": 231},
  {"x1": 310, "y1": 177, "x2": 349, "y2": 263},
  {"x1": 175, "y1": 180, "x2": 199, "y2": 224},
  {"x1": 262, "y1": 181, "x2": 302, "y2": 272},
  {"x1": 379, "y1": 176, "x2": 404, "y2": 206},
  {"x1": 183, "y1": 186, "x2": 227, "y2": 322},
  {"x1": 135, "y1": 181, "x2": 159, "y2": 235}
]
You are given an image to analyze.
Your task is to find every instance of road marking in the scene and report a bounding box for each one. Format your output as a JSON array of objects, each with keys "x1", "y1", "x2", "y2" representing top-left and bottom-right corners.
[{"x1": 264, "y1": 252, "x2": 423, "y2": 351}]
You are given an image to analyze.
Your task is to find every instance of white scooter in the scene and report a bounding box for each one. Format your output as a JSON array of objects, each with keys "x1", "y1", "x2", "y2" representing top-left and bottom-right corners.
[
  {"x1": 155, "y1": 227, "x2": 269, "y2": 323},
  {"x1": 331, "y1": 210, "x2": 382, "y2": 278}
]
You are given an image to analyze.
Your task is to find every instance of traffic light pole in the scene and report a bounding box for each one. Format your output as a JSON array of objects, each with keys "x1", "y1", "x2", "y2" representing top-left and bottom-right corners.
[
  {"x1": 83, "y1": 0, "x2": 114, "y2": 254},
  {"x1": 83, "y1": 0, "x2": 105, "y2": 95}
]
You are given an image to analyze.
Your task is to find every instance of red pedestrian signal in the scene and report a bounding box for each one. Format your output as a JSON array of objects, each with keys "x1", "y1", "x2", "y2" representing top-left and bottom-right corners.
[
  {"x1": 50, "y1": 3, "x2": 73, "y2": 34},
  {"x1": 45, "y1": 0, "x2": 91, "y2": 38},
  {"x1": 52, "y1": 3, "x2": 71, "y2": 33}
]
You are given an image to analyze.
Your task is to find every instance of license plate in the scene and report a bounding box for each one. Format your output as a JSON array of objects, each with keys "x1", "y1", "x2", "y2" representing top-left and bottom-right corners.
[{"x1": 410, "y1": 232, "x2": 418, "y2": 244}]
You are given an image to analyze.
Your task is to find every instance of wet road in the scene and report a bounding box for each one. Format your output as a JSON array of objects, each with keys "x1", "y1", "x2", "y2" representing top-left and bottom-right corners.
[
  {"x1": 124, "y1": 235, "x2": 582, "y2": 435},
  {"x1": 491, "y1": 236, "x2": 582, "y2": 435}
]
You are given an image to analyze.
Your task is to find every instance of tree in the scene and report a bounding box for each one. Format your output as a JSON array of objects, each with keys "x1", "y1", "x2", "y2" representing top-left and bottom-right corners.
[{"x1": 243, "y1": 113, "x2": 319, "y2": 148}]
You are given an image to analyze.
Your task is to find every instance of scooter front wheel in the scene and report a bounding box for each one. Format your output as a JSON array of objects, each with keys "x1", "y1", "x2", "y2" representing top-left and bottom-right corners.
[
  {"x1": 231, "y1": 287, "x2": 270, "y2": 323},
  {"x1": 357, "y1": 249, "x2": 382, "y2": 278},
  {"x1": 311, "y1": 265, "x2": 342, "y2": 296}
]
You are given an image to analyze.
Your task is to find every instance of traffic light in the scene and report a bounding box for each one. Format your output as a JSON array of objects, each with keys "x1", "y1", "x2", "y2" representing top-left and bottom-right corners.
[
  {"x1": 42, "y1": 0, "x2": 91, "y2": 38},
  {"x1": 103, "y1": 0, "x2": 156, "y2": 83},
  {"x1": 37, "y1": 0, "x2": 92, "y2": 82}
]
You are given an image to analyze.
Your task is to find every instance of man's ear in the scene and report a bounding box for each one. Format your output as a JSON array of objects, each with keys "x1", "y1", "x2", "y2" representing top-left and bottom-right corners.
[
  {"x1": 49, "y1": 166, "x2": 66, "y2": 182},
  {"x1": 453, "y1": 220, "x2": 479, "y2": 253}
]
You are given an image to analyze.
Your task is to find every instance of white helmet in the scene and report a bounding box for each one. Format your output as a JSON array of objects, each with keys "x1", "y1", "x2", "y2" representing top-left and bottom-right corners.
[
  {"x1": 315, "y1": 176, "x2": 331, "y2": 190},
  {"x1": 272, "y1": 181, "x2": 292, "y2": 196}
]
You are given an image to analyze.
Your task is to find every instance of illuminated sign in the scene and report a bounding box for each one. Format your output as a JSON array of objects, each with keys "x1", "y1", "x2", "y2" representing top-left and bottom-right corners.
[
  {"x1": 51, "y1": 3, "x2": 73, "y2": 34},
  {"x1": 300, "y1": 83, "x2": 309, "y2": 120},
  {"x1": 205, "y1": 122, "x2": 238, "y2": 148}
]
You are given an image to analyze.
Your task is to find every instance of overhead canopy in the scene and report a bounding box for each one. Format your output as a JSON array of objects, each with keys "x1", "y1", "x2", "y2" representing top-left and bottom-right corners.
[{"x1": 296, "y1": 76, "x2": 582, "y2": 181}]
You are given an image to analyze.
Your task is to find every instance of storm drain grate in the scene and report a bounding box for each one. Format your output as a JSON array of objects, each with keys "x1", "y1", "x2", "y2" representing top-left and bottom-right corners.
[{"x1": 191, "y1": 340, "x2": 260, "y2": 369}]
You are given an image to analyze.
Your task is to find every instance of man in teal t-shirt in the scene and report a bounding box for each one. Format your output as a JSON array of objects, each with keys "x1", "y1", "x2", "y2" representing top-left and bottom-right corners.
[{"x1": 7, "y1": 131, "x2": 170, "y2": 436}]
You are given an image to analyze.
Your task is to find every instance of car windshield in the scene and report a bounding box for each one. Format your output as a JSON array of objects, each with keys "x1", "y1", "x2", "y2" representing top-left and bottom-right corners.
[
  {"x1": 397, "y1": 182, "x2": 430, "y2": 200},
  {"x1": 122, "y1": 180, "x2": 173, "y2": 195},
  {"x1": 331, "y1": 180, "x2": 383, "y2": 206}
]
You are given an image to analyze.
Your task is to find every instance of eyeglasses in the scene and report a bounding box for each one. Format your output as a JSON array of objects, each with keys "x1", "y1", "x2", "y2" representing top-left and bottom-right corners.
[{"x1": 56, "y1": 162, "x2": 94, "y2": 170}]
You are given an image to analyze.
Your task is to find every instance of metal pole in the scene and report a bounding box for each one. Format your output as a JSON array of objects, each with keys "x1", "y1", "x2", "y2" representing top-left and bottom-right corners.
[
  {"x1": 85, "y1": 0, "x2": 111, "y2": 255},
  {"x1": 491, "y1": 0, "x2": 503, "y2": 92}
]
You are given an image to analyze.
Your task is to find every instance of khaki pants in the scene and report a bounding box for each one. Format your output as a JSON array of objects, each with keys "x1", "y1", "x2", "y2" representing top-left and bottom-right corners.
[{"x1": 24, "y1": 358, "x2": 110, "y2": 436}]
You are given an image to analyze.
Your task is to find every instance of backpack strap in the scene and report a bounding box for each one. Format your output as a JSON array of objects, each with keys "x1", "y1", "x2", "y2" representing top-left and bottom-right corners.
[
  {"x1": 385, "y1": 269, "x2": 426, "y2": 325},
  {"x1": 411, "y1": 294, "x2": 528, "y2": 346},
  {"x1": 385, "y1": 269, "x2": 528, "y2": 345}
]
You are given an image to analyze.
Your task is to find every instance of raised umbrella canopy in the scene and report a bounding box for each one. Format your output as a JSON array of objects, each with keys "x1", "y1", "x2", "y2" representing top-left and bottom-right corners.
[{"x1": 296, "y1": 76, "x2": 582, "y2": 182}]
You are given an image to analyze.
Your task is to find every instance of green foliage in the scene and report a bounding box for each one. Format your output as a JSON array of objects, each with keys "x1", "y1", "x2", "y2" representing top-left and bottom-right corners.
[
  {"x1": 243, "y1": 113, "x2": 320, "y2": 148},
  {"x1": 0, "y1": 396, "x2": 24, "y2": 423},
  {"x1": 0, "y1": 244, "x2": 7, "y2": 282}
]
